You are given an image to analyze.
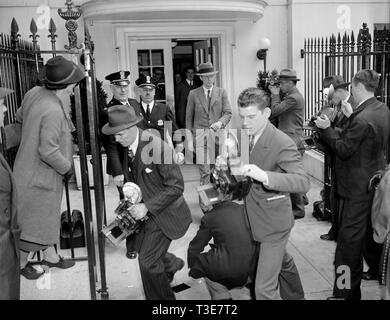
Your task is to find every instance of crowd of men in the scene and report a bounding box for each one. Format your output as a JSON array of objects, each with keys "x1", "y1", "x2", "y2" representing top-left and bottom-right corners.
[{"x1": 0, "y1": 54, "x2": 389, "y2": 300}]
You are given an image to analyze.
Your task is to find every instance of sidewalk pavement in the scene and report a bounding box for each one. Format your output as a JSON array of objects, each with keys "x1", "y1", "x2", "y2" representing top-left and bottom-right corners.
[{"x1": 20, "y1": 165, "x2": 381, "y2": 300}]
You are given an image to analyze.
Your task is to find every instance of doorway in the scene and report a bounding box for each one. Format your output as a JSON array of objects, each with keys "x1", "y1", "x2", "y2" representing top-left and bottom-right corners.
[{"x1": 128, "y1": 37, "x2": 221, "y2": 104}]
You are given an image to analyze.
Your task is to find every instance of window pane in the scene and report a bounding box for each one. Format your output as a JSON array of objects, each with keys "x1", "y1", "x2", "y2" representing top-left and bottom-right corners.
[
  {"x1": 151, "y1": 49, "x2": 164, "y2": 66},
  {"x1": 138, "y1": 68, "x2": 151, "y2": 77},
  {"x1": 152, "y1": 67, "x2": 165, "y2": 83},
  {"x1": 138, "y1": 50, "x2": 150, "y2": 66},
  {"x1": 155, "y1": 83, "x2": 166, "y2": 101}
]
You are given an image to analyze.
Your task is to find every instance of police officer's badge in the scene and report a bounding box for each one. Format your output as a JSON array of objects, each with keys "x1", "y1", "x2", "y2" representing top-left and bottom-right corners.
[{"x1": 157, "y1": 119, "x2": 164, "y2": 127}]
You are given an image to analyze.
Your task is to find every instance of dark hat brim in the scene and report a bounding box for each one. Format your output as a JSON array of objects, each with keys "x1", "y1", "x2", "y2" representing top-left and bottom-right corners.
[
  {"x1": 0, "y1": 87, "x2": 14, "y2": 99},
  {"x1": 39, "y1": 64, "x2": 86, "y2": 86},
  {"x1": 279, "y1": 76, "x2": 300, "y2": 81},
  {"x1": 101, "y1": 115, "x2": 143, "y2": 135},
  {"x1": 138, "y1": 83, "x2": 156, "y2": 88},
  {"x1": 196, "y1": 70, "x2": 219, "y2": 76},
  {"x1": 333, "y1": 82, "x2": 350, "y2": 90}
]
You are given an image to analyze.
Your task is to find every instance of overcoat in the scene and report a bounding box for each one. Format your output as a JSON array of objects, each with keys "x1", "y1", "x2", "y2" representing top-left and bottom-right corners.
[
  {"x1": 0, "y1": 153, "x2": 20, "y2": 300},
  {"x1": 13, "y1": 86, "x2": 73, "y2": 244}
]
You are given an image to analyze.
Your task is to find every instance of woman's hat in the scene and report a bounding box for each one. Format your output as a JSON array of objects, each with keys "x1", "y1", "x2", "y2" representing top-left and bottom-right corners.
[
  {"x1": 38, "y1": 56, "x2": 85, "y2": 87},
  {"x1": 196, "y1": 62, "x2": 218, "y2": 76},
  {"x1": 0, "y1": 87, "x2": 14, "y2": 99},
  {"x1": 102, "y1": 105, "x2": 143, "y2": 135},
  {"x1": 278, "y1": 68, "x2": 300, "y2": 81}
]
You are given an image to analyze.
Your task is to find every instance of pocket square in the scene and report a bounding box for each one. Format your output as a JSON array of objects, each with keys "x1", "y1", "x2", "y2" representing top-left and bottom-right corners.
[{"x1": 145, "y1": 168, "x2": 153, "y2": 173}]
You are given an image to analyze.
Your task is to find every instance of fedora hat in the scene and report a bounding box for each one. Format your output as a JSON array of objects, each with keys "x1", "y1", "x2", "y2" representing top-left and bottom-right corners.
[
  {"x1": 196, "y1": 62, "x2": 218, "y2": 76},
  {"x1": 102, "y1": 105, "x2": 143, "y2": 135},
  {"x1": 39, "y1": 56, "x2": 85, "y2": 87},
  {"x1": 331, "y1": 75, "x2": 350, "y2": 90},
  {"x1": 0, "y1": 87, "x2": 13, "y2": 99},
  {"x1": 278, "y1": 68, "x2": 300, "y2": 81}
]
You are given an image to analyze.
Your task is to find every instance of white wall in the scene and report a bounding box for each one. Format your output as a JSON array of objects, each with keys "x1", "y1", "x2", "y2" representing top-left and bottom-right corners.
[
  {"x1": 230, "y1": 3, "x2": 289, "y2": 127},
  {"x1": 288, "y1": 0, "x2": 390, "y2": 93}
]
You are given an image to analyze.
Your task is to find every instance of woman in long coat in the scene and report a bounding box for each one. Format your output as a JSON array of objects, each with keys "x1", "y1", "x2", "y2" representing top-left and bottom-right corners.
[
  {"x1": 0, "y1": 87, "x2": 20, "y2": 299},
  {"x1": 13, "y1": 56, "x2": 85, "y2": 279}
]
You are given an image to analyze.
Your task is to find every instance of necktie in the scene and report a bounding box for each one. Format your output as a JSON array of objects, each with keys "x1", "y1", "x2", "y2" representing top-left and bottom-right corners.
[
  {"x1": 190, "y1": 81, "x2": 193, "y2": 87},
  {"x1": 207, "y1": 90, "x2": 211, "y2": 111},
  {"x1": 146, "y1": 104, "x2": 150, "y2": 119},
  {"x1": 249, "y1": 135, "x2": 255, "y2": 153},
  {"x1": 128, "y1": 149, "x2": 135, "y2": 163}
]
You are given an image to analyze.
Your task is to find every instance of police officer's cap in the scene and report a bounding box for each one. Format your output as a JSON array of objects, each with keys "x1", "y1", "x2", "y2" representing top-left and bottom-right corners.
[
  {"x1": 105, "y1": 70, "x2": 130, "y2": 86},
  {"x1": 135, "y1": 75, "x2": 156, "y2": 89}
]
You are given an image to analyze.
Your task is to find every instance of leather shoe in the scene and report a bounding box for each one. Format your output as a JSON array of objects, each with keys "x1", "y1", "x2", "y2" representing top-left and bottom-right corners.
[
  {"x1": 362, "y1": 271, "x2": 378, "y2": 281},
  {"x1": 41, "y1": 256, "x2": 75, "y2": 269},
  {"x1": 21, "y1": 262, "x2": 45, "y2": 280},
  {"x1": 327, "y1": 296, "x2": 346, "y2": 300},
  {"x1": 167, "y1": 258, "x2": 185, "y2": 283},
  {"x1": 320, "y1": 233, "x2": 336, "y2": 241},
  {"x1": 126, "y1": 251, "x2": 138, "y2": 259}
]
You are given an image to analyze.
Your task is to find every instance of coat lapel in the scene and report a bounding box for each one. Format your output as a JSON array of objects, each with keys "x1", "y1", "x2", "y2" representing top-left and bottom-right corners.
[
  {"x1": 196, "y1": 87, "x2": 209, "y2": 113},
  {"x1": 209, "y1": 87, "x2": 218, "y2": 110},
  {"x1": 250, "y1": 122, "x2": 272, "y2": 165}
]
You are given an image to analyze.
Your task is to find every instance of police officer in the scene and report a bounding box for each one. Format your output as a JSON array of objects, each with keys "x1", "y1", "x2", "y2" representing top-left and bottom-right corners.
[{"x1": 100, "y1": 70, "x2": 140, "y2": 200}]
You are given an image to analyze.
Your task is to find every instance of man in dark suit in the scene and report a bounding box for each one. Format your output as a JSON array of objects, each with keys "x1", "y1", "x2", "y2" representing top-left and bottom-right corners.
[
  {"x1": 186, "y1": 62, "x2": 232, "y2": 211},
  {"x1": 315, "y1": 69, "x2": 390, "y2": 300},
  {"x1": 175, "y1": 67, "x2": 200, "y2": 129},
  {"x1": 269, "y1": 69, "x2": 307, "y2": 219},
  {"x1": 319, "y1": 75, "x2": 357, "y2": 242},
  {"x1": 102, "y1": 105, "x2": 192, "y2": 300},
  {"x1": 188, "y1": 200, "x2": 257, "y2": 300},
  {"x1": 234, "y1": 87, "x2": 310, "y2": 300}
]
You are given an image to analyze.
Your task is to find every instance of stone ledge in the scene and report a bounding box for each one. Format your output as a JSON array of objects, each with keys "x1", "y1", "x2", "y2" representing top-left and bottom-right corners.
[{"x1": 303, "y1": 149, "x2": 324, "y2": 183}]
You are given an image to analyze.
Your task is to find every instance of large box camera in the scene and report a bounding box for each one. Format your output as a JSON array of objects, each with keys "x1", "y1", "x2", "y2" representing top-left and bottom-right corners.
[
  {"x1": 102, "y1": 183, "x2": 147, "y2": 246},
  {"x1": 197, "y1": 133, "x2": 252, "y2": 207}
]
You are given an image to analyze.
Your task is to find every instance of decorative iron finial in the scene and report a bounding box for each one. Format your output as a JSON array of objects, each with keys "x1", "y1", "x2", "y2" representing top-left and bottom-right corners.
[
  {"x1": 58, "y1": 0, "x2": 83, "y2": 50},
  {"x1": 357, "y1": 22, "x2": 372, "y2": 52},
  {"x1": 10, "y1": 18, "x2": 20, "y2": 48},
  {"x1": 29, "y1": 19, "x2": 39, "y2": 49}
]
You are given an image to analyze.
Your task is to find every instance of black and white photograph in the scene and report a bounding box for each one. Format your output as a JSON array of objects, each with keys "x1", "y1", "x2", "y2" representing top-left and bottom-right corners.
[{"x1": 0, "y1": 0, "x2": 389, "y2": 310}]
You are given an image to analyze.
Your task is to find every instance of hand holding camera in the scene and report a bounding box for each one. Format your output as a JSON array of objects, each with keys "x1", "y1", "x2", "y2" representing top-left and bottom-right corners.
[
  {"x1": 341, "y1": 101, "x2": 353, "y2": 118},
  {"x1": 129, "y1": 203, "x2": 148, "y2": 220},
  {"x1": 314, "y1": 114, "x2": 331, "y2": 129},
  {"x1": 269, "y1": 85, "x2": 280, "y2": 95}
]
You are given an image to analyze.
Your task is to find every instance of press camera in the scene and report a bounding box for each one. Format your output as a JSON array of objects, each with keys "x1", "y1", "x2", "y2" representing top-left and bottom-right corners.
[
  {"x1": 102, "y1": 183, "x2": 148, "y2": 246},
  {"x1": 197, "y1": 134, "x2": 252, "y2": 207}
]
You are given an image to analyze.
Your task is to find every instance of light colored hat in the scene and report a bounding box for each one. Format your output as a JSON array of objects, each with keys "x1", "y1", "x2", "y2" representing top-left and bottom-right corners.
[
  {"x1": 0, "y1": 87, "x2": 14, "y2": 99},
  {"x1": 196, "y1": 62, "x2": 218, "y2": 76}
]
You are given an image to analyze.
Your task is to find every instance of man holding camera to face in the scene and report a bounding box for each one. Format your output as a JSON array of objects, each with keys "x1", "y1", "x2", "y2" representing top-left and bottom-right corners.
[
  {"x1": 231, "y1": 87, "x2": 310, "y2": 300},
  {"x1": 315, "y1": 70, "x2": 390, "y2": 300},
  {"x1": 269, "y1": 69, "x2": 307, "y2": 219}
]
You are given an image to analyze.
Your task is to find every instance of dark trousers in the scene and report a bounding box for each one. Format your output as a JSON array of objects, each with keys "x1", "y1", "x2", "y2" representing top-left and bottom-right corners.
[
  {"x1": 290, "y1": 193, "x2": 306, "y2": 219},
  {"x1": 363, "y1": 217, "x2": 383, "y2": 276},
  {"x1": 333, "y1": 196, "x2": 373, "y2": 299},
  {"x1": 128, "y1": 218, "x2": 176, "y2": 300}
]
